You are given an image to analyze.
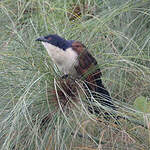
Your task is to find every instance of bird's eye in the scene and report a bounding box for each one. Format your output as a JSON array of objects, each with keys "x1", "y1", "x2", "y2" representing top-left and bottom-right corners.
[{"x1": 47, "y1": 37, "x2": 52, "y2": 41}]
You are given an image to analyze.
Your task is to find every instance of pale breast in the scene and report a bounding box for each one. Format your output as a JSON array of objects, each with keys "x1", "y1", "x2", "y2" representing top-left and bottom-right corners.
[{"x1": 42, "y1": 42, "x2": 78, "y2": 75}]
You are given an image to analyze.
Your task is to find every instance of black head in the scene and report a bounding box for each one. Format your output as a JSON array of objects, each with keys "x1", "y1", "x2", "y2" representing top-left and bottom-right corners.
[{"x1": 36, "y1": 34, "x2": 74, "y2": 50}]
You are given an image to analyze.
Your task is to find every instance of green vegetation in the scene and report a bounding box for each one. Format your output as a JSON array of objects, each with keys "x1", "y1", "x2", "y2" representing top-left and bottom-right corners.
[{"x1": 0, "y1": 0, "x2": 150, "y2": 149}]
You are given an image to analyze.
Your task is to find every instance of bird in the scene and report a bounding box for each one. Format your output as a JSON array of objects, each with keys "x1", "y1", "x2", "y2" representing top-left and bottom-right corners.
[{"x1": 36, "y1": 34, "x2": 116, "y2": 114}]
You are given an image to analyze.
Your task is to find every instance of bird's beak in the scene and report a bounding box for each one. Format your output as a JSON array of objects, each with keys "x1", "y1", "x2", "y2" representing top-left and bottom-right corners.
[{"x1": 35, "y1": 36, "x2": 48, "y2": 42}]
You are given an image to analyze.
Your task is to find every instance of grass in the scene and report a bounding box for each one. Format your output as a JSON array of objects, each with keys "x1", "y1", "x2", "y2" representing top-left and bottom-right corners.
[{"x1": 0, "y1": 0, "x2": 150, "y2": 149}]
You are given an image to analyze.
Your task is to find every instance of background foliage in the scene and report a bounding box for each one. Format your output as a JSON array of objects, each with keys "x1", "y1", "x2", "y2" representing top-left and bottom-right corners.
[{"x1": 0, "y1": 0, "x2": 150, "y2": 149}]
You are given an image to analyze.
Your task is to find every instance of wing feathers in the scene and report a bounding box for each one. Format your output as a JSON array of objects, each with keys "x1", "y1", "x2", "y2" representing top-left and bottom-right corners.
[{"x1": 72, "y1": 41, "x2": 116, "y2": 110}]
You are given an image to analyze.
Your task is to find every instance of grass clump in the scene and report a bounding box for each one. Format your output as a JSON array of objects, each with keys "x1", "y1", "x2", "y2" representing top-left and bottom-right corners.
[{"x1": 0, "y1": 0, "x2": 150, "y2": 149}]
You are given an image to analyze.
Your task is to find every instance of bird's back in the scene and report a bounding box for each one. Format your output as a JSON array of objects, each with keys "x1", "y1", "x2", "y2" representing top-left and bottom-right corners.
[{"x1": 72, "y1": 41, "x2": 116, "y2": 110}]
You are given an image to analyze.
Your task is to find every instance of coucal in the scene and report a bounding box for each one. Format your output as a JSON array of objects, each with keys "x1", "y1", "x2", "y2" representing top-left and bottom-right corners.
[{"x1": 36, "y1": 34, "x2": 116, "y2": 114}]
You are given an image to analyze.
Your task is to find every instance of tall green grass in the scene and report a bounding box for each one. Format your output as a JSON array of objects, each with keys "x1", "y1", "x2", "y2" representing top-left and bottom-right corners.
[{"x1": 0, "y1": 0, "x2": 150, "y2": 149}]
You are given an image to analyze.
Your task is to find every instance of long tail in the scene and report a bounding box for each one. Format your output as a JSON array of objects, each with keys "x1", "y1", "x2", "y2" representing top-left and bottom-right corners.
[
  {"x1": 73, "y1": 45, "x2": 116, "y2": 112},
  {"x1": 84, "y1": 68, "x2": 116, "y2": 111}
]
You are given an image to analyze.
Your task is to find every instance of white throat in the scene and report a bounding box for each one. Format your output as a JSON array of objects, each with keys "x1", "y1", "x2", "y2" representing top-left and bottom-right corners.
[{"x1": 42, "y1": 42, "x2": 78, "y2": 75}]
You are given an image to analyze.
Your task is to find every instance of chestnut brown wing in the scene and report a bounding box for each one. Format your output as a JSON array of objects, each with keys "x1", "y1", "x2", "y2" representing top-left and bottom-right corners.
[{"x1": 72, "y1": 41, "x2": 116, "y2": 110}]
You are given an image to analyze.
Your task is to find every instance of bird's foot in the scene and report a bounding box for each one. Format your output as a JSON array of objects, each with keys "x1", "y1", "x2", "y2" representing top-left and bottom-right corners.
[{"x1": 61, "y1": 74, "x2": 69, "y2": 79}]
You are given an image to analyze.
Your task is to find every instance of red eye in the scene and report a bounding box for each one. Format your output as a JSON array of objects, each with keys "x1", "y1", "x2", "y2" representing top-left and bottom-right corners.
[{"x1": 48, "y1": 37, "x2": 52, "y2": 40}]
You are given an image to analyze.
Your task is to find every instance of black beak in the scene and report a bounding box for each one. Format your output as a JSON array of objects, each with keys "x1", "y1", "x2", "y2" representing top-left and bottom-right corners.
[{"x1": 35, "y1": 36, "x2": 47, "y2": 42}]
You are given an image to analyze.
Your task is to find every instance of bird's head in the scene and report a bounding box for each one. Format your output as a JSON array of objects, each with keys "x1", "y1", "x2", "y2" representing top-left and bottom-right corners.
[
  {"x1": 36, "y1": 34, "x2": 74, "y2": 51},
  {"x1": 36, "y1": 34, "x2": 80, "y2": 75}
]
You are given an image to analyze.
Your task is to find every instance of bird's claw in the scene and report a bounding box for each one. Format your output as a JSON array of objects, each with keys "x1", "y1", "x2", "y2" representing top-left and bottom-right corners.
[{"x1": 61, "y1": 74, "x2": 69, "y2": 79}]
